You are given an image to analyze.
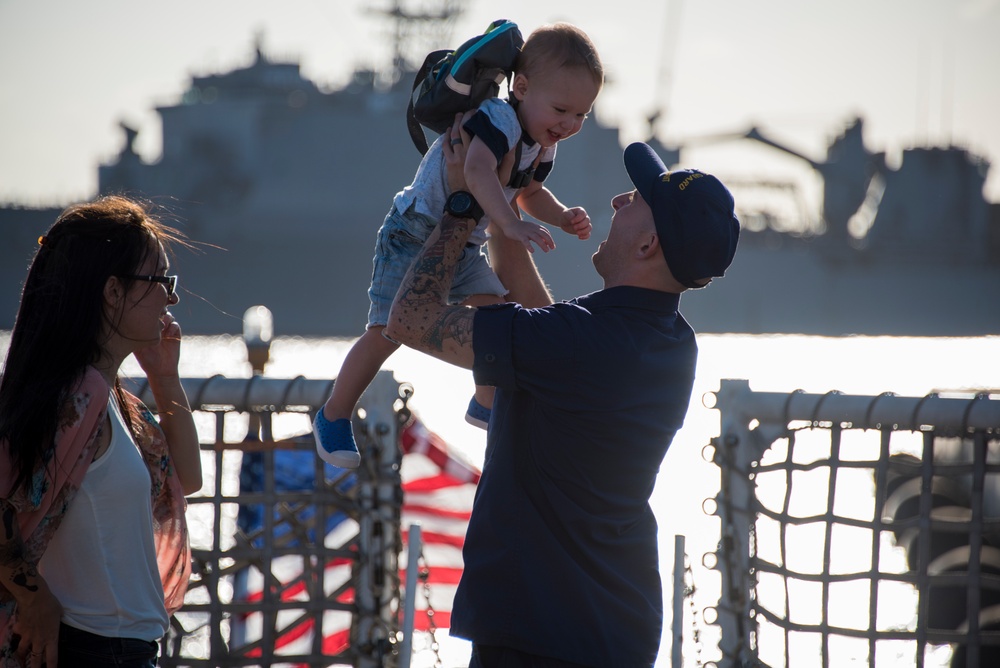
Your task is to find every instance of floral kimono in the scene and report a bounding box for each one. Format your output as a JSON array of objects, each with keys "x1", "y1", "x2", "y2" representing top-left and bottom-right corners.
[{"x1": 0, "y1": 366, "x2": 191, "y2": 665}]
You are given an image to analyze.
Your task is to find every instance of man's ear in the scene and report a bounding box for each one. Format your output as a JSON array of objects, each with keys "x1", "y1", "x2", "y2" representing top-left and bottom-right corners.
[{"x1": 637, "y1": 232, "x2": 661, "y2": 260}]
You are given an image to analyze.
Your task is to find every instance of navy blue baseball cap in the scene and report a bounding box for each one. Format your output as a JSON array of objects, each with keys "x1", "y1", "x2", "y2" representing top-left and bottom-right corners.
[{"x1": 624, "y1": 142, "x2": 740, "y2": 288}]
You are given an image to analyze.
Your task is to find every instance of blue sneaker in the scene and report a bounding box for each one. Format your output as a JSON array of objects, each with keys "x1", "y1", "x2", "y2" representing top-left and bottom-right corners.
[
  {"x1": 313, "y1": 411, "x2": 361, "y2": 469},
  {"x1": 465, "y1": 396, "x2": 491, "y2": 430}
]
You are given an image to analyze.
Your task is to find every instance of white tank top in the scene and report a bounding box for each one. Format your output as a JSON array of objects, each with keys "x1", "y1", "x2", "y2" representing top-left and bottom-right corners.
[{"x1": 39, "y1": 395, "x2": 168, "y2": 640}]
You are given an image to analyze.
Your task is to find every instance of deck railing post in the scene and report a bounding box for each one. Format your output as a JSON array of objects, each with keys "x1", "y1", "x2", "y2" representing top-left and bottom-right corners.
[
  {"x1": 354, "y1": 370, "x2": 404, "y2": 667},
  {"x1": 400, "y1": 523, "x2": 423, "y2": 668},
  {"x1": 672, "y1": 534, "x2": 686, "y2": 668}
]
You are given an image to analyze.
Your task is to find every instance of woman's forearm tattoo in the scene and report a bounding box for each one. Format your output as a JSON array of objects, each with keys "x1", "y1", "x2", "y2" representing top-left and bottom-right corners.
[{"x1": 1, "y1": 501, "x2": 38, "y2": 593}]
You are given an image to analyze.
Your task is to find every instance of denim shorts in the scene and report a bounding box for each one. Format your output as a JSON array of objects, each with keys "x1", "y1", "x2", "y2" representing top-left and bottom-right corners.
[
  {"x1": 367, "y1": 206, "x2": 507, "y2": 328},
  {"x1": 58, "y1": 623, "x2": 159, "y2": 668}
]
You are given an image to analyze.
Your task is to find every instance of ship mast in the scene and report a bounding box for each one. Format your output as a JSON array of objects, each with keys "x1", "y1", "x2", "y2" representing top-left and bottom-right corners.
[
  {"x1": 646, "y1": 0, "x2": 683, "y2": 140},
  {"x1": 368, "y1": 0, "x2": 464, "y2": 85}
]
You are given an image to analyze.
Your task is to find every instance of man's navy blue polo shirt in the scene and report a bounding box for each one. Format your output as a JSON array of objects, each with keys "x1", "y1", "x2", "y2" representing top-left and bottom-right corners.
[{"x1": 451, "y1": 285, "x2": 698, "y2": 668}]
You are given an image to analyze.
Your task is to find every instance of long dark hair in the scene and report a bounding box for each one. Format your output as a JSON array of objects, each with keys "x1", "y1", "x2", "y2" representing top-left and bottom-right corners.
[{"x1": 0, "y1": 195, "x2": 183, "y2": 493}]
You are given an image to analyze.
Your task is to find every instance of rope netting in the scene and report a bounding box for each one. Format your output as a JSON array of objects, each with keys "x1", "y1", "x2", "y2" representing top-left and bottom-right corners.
[{"x1": 708, "y1": 382, "x2": 1000, "y2": 668}]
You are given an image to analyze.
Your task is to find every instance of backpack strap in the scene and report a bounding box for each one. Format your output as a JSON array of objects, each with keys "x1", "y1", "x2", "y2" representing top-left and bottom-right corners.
[
  {"x1": 507, "y1": 130, "x2": 543, "y2": 189},
  {"x1": 407, "y1": 49, "x2": 451, "y2": 155}
]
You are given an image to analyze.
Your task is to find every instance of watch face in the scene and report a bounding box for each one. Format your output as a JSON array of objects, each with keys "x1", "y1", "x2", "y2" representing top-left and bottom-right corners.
[{"x1": 446, "y1": 191, "x2": 482, "y2": 221}]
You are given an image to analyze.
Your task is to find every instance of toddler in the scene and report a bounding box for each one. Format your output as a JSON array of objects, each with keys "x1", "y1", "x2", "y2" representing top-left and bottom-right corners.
[{"x1": 314, "y1": 22, "x2": 604, "y2": 468}]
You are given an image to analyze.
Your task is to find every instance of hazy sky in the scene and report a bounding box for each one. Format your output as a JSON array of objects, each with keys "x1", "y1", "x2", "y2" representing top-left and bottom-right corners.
[{"x1": 1, "y1": 0, "x2": 998, "y2": 206}]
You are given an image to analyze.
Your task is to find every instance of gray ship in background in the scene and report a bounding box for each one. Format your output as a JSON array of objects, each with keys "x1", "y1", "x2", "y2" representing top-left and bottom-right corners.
[{"x1": 2, "y1": 7, "x2": 998, "y2": 337}]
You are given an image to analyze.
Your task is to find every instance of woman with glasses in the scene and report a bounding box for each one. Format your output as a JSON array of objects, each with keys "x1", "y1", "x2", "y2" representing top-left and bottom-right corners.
[{"x1": 0, "y1": 195, "x2": 202, "y2": 667}]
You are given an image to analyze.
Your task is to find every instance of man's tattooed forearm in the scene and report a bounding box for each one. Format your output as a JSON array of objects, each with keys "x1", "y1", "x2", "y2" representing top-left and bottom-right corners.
[
  {"x1": 397, "y1": 217, "x2": 471, "y2": 311},
  {"x1": 397, "y1": 270, "x2": 447, "y2": 310},
  {"x1": 390, "y1": 214, "x2": 477, "y2": 356},
  {"x1": 422, "y1": 308, "x2": 474, "y2": 352}
]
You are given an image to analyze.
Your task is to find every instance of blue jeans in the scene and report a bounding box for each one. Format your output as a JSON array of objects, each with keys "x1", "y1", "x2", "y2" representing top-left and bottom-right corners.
[
  {"x1": 366, "y1": 205, "x2": 507, "y2": 327},
  {"x1": 58, "y1": 623, "x2": 159, "y2": 668}
]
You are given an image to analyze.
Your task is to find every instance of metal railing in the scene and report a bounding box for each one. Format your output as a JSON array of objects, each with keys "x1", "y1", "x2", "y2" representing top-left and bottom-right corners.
[
  {"x1": 706, "y1": 379, "x2": 1000, "y2": 667},
  {"x1": 130, "y1": 371, "x2": 409, "y2": 668},
  {"x1": 128, "y1": 370, "x2": 1000, "y2": 667}
]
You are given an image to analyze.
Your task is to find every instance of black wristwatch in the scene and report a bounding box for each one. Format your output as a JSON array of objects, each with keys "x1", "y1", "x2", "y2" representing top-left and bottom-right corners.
[{"x1": 444, "y1": 191, "x2": 484, "y2": 223}]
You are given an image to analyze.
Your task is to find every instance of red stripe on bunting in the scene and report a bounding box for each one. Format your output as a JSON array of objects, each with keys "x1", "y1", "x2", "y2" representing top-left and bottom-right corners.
[
  {"x1": 399, "y1": 566, "x2": 464, "y2": 585},
  {"x1": 403, "y1": 473, "x2": 471, "y2": 493},
  {"x1": 403, "y1": 528, "x2": 465, "y2": 549},
  {"x1": 402, "y1": 503, "x2": 473, "y2": 520}
]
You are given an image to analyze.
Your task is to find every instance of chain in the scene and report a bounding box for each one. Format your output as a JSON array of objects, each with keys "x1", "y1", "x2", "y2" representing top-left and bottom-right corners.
[
  {"x1": 397, "y1": 382, "x2": 414, "y2": 426},
  {"x1": 748, "y1": 481, "x2": 760, "y2": 657},
  {"x1": 685, "y1": 553, "x2": 705, "y2": 668},
  {"x1": 418, "y1": 554, "x2": 443, "y2": 668}
]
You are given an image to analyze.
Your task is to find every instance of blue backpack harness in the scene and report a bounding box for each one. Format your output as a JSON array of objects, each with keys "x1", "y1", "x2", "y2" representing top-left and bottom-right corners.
[{"x1": 406, "y1": 20, "x2": 537, "y2": 189}]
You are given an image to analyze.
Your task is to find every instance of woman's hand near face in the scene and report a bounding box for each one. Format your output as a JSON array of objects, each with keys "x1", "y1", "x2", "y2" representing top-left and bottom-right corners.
[
  {"x1": 133, "y1": 311, "x2": 181, "y2": 381},
  {"x1": 134, "y1": 312, "x2": 203, "y2": 495}
]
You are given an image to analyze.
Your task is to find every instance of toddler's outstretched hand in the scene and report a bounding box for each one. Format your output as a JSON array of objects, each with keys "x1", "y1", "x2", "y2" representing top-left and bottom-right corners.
[
  {"x1": 504, "y1": 218, "x2": 556, "y2": 253},
  {"x1": 559, "y1": 207, "x2": 592, "y2": 240}
]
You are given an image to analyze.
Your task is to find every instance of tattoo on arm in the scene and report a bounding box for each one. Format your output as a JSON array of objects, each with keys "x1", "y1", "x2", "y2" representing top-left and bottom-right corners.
[
  {"x1": 11, "y1": 565, "x2": 40, "y2": 592},
  {"x1": 0, "y1": 501, "x2": 38, "y2": 593},
  {"x1": 422, "y1": 308, "x2": 475, "y2": 353},
  {"x1": 394, "y1": 214, "x2": 478, "y2": 356},
  {"x1": 1, "y1": 503, "x2": 15, "y2": 542}
]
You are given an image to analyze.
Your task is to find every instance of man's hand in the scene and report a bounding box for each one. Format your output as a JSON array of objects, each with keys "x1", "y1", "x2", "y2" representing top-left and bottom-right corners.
[
  {"x1": 559, "y1": 207, "x2": 592, "y2": 240},
  {"x1": 443, "y1": 113, "x2": 472, "y2": 192}
]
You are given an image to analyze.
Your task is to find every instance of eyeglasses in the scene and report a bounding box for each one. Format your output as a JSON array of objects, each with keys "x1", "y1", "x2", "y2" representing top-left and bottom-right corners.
[{"x1": 121, "y1": 274, "x2": 178, "y2": 297}]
